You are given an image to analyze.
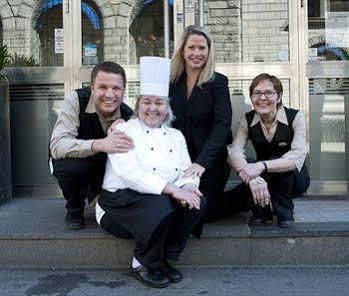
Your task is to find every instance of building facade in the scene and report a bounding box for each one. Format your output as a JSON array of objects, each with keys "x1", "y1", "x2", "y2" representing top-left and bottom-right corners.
[{"x1": 1, "y1": 0, "x2": 348, "y2": 197}]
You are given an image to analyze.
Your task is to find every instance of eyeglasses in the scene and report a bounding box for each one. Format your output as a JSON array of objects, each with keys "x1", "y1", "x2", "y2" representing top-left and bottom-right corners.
[{"x1": 251, "y1": 90, "x2": 277, "y2": 99}]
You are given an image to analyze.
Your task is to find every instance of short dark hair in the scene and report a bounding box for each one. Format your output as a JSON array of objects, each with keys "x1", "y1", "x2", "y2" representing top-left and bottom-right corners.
[
  {"x1": 91, "y1": 61, "x2": 126, "y2": 87},
  {"x1": 249, "y1": 73, "x2": 283, "y2": 107}
]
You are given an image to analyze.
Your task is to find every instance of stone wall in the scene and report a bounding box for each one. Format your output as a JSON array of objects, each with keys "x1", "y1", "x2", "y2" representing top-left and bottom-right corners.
[{"x1": 204, "y1": 0, "x2": 241, "y2": 63}]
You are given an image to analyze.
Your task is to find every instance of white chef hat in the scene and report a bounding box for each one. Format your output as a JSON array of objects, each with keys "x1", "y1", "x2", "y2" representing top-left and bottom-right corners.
[{"x1": 140, "y1": 56, "x2": 171, "y2": 97}]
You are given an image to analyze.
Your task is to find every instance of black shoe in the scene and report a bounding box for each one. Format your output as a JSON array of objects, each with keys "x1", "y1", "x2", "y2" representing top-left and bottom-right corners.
[
  {"x1": 129, "y1": 266, "x2": 171, "y2": 288},
  {"x1": 164, "y1": 261, "x2": 183, "y2": 283},
  {"x1": 278, "y1": 219, "x2": 294, "y2": 228},
  {"x1": 65, "y1": 209, "x2": 84, "y2": 230},
  {"x1": 248, "y1": 215, "x2": 267, "y2": 226}
]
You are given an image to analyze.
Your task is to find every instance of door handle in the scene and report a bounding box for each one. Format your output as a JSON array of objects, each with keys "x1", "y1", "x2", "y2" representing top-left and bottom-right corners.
[{"x1": 66, "y1": 0, "x2": 70, "y2": 13}]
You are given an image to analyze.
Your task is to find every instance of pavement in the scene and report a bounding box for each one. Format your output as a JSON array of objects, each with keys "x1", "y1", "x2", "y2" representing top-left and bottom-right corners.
[{"x1": 2, "y1": 266, "x2": 349, "y2": 296}]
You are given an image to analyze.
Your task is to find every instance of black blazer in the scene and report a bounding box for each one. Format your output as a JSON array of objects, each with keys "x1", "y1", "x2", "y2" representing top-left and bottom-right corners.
[{"x1": 169, "y1": 72, "x2": 232, "y2": 169}]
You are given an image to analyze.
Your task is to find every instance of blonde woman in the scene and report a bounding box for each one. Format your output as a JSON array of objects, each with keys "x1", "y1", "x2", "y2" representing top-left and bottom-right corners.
[{"x1": 170, "y1": 25, "x2": 234, "y2": 221}]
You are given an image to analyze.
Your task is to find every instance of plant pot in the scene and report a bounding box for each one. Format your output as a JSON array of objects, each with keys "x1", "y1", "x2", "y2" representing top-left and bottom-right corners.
[{"x1": 0, "y1": 78, "x2": 12, "y2": 205}]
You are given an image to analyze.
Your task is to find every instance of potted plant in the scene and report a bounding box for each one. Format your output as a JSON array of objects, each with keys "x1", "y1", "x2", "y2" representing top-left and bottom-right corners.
[{"x1": 0, "y1": 44, "x2": 12, "y2": 206}]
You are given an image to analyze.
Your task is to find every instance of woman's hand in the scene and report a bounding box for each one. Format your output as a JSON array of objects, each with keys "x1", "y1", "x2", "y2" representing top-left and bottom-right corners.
[
  {"x1": 248, "y1": 177, "x2": 270, "y2": 207},
  {"x1": 183, "y1": 163, "x2": 206, "y2": 178},
  {"x1": 171, "y1": 186, "x2": 202, "y2": 210},
  {"x1": 239, "y1": 162, "x2": 265, "y2": 183}
]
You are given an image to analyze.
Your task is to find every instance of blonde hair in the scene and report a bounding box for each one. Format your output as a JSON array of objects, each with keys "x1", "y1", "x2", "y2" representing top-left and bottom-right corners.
[{"x1": 170, "y1": 25, "x2": 215, "y2": 87}]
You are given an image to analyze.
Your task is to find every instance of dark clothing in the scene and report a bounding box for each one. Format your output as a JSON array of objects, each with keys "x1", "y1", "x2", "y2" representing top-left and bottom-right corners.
[
  {"x1": 99, "y1": 189, "x2": 207, "y2": 269},
  {"x1": 169, "y1": 72, "x2": 232, "y2": 221},
  {"x1": 239, "y1": 107, "x2": 310, "y2": 221},
  {"x1": 52, "y1": 87, "x2": 133, "y2": 211}
]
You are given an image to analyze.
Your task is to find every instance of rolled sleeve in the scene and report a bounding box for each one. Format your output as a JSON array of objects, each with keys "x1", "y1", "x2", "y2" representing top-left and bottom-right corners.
[
  {"x1": 282, "y1": 111, "x2": 307, "y2": 171},
  {"x1": 228, "y1": 117, "x2": 249, "y2": 160}
]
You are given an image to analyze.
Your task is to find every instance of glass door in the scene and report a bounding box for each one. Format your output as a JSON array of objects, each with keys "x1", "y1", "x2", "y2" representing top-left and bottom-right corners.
[{"x1": 303, "y1": 0, "x2": 349, "y2": 194}]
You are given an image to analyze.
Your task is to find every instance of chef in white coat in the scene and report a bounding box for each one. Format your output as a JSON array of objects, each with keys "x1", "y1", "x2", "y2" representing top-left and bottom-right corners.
[{"x1": 95, "y1": 57, "x2": 206, "y2": 288}]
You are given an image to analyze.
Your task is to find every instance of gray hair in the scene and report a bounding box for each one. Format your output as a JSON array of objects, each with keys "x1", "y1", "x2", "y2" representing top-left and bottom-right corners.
[{"x1": 133, "y1": 95, "x2": 176, "y2": 126}]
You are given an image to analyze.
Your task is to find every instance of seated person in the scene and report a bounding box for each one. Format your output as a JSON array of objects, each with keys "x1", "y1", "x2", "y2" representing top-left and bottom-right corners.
[
  {"x1": 228, "y1": 73, "x2": 309, "y2": 228},
  {"x1": 95, "y1": 57, "x2": 206, "y2": 288}
]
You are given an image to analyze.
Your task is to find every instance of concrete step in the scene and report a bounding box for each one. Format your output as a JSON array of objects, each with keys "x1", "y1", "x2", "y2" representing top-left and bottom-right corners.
[{"x1": 1, "y1": 197, "x2": 349, "y2": 268}]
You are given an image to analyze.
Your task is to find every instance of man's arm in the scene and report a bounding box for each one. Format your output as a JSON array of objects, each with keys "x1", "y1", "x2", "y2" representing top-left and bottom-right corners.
[
  {"x1": 50, "y1": 91, "x2": 134, "y2": 159},
  {"x1": 50, "y1": 91, "x2": 95, "y2": 159}
]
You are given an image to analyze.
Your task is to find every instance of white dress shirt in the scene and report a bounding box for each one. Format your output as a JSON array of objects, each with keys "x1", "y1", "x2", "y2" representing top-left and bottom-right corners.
[{"x1": 228, "y1": 106, "x2": 307, "y2": 171}]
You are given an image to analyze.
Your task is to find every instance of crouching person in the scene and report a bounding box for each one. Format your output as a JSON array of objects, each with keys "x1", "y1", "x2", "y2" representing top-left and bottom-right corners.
[
  {"x1": 228, "y1": 73, "x2": 309, "y2": 228},
  {"x1": 96, "y1": 57, "x2": 206, "y2": 288},
  {"x1": 50, "y1": 62, "x2": 134, "y2": 230}
]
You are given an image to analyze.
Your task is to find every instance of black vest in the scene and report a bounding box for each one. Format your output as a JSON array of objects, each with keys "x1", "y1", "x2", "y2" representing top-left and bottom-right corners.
[
  {"x1": 75, "y1": 87, "x2": 133, "y2": 140},
  {"x1": 245, "y1": 107, "x2": 310, "y2": 195}
]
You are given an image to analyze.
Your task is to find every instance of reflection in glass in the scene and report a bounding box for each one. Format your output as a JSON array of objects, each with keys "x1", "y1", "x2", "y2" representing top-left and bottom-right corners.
[
  {"x1": 129, "y1": 0, "x2": 173, "y2": 64},
  {"x1": 204, "y1": 0, "x2": 289, "y2": 63},
  {"x1": 82, "y1": 1, "x2": 104, "y2": 66},
  {"x1": 308, "y1": 0, "x2": 349, "y2": 61},
  {"x1": 33, "y1": 0, "x2": 63, "y2": 66},
  {"x1": 309, "y1": 78, "x2": 349, "y2": 181}
]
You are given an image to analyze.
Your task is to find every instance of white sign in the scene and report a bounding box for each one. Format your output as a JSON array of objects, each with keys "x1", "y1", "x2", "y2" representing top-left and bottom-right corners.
[
  {"x1": 55, "y1": 28, "x2": 64, "y2": 54},
  {"x1": 325, "y1": 12, "x2": 349, "y2": 48},
  {"x1": 308, "y1": 48, "x2": 318, "y2": 61}
]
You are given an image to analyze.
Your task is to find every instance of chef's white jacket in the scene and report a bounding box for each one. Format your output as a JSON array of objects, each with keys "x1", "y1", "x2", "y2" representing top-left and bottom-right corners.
[{"x1": 102, "y1": 118, "x2": 200, "y2": 194}]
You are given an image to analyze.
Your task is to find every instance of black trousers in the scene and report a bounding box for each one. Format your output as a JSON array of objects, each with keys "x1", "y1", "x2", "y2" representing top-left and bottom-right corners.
[
  {"x1": 52, "y1": 154, "x2": 106, "y2": 211},
  {"x1": 200, "y1": 162, "x2": 246, "y2": 222},
  {"x1": 98, "y1": 189, "x2": 207, "y2": 269},
  {"x1": 232, "y1": 170, "x2": 299, "y2": 221}
]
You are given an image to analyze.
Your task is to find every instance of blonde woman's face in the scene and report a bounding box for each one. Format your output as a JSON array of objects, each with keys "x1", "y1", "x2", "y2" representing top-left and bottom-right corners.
[{"x1": 182, "y1": 34, "x2": 209, "y2": 72}]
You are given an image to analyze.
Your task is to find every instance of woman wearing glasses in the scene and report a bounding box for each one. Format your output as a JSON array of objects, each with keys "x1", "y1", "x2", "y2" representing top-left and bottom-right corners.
[{"x1": 228, "y1": 73, "x2": 309, "y2": 228}]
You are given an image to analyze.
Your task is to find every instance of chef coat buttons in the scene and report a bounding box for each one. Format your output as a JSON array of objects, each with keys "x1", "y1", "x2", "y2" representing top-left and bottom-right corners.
[
  {"x1": 150, "y1": 147, "x2": 154, "y2": 151},
  {"x1": 153, "y1": 168, "x2": 156, "y2": 171},
  {"x1": 169, "y1": 149, "x2": 173, "y2": 153}
]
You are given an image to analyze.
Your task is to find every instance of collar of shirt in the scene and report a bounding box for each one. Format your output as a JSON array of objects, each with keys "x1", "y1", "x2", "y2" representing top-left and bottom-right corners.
[
  {"x1": 138, "y1": 118, "x2": 169, "y2": 135},
  {"x1": 250, "y1": 105, "x2": 288, "y2": 127}
]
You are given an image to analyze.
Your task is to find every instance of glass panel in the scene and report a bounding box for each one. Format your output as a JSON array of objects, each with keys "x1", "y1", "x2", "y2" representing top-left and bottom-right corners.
[
  {"x1": 204, "y1": 0, "x2": 290, "y2": 63},
  {"x1": 129, "y1": 0, "x2": 173, "y2": 64},
  {"x1": 228, "y1": 78, "x2": 290, "y2": 181},
  {"x1": 308, "y1": 0, "x2": 349, "y2": 61},
  {"x1": 82, "y1": 1, "x2": 104, "y2": 66},
  {"x1": 309, "y1": 78, "x2": 349, "y2": 181},
  {"x1": 30, "y1": 0, "x2": 64, "y2": 67},
  {"x1": 9, "y1": 84, "x2": 64, "y2": 195}
]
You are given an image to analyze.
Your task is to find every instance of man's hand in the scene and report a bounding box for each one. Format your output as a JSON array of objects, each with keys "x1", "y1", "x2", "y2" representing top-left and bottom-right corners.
[
  {"x1": 239, "y1": 162, "x2": 265, "y2": 183},
  {"x1": 92, "y1": 130, "x2": 134, "y2": 154},
  {"x1": 183, "y1": 163, "x2": 206, "y2": 178},
  {"x1": 249, "y1": 177, "x2": 270, "y2": 207}
]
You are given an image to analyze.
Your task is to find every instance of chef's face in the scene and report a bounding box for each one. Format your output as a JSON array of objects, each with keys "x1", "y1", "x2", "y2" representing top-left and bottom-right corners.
[{"x1": 138, "y1": 95, "x2": 168, "y2": 128}]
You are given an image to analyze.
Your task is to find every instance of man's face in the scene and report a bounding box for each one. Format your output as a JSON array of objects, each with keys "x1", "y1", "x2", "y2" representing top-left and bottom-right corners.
[{"x1": 91, "y1": 71, "x2": 125, "y2": 117}]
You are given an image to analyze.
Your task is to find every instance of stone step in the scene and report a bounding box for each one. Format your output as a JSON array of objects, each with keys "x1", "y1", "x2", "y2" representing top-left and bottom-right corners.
[{"x1": 1, "y1": 198, "x2": 349, "y2": 268}]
